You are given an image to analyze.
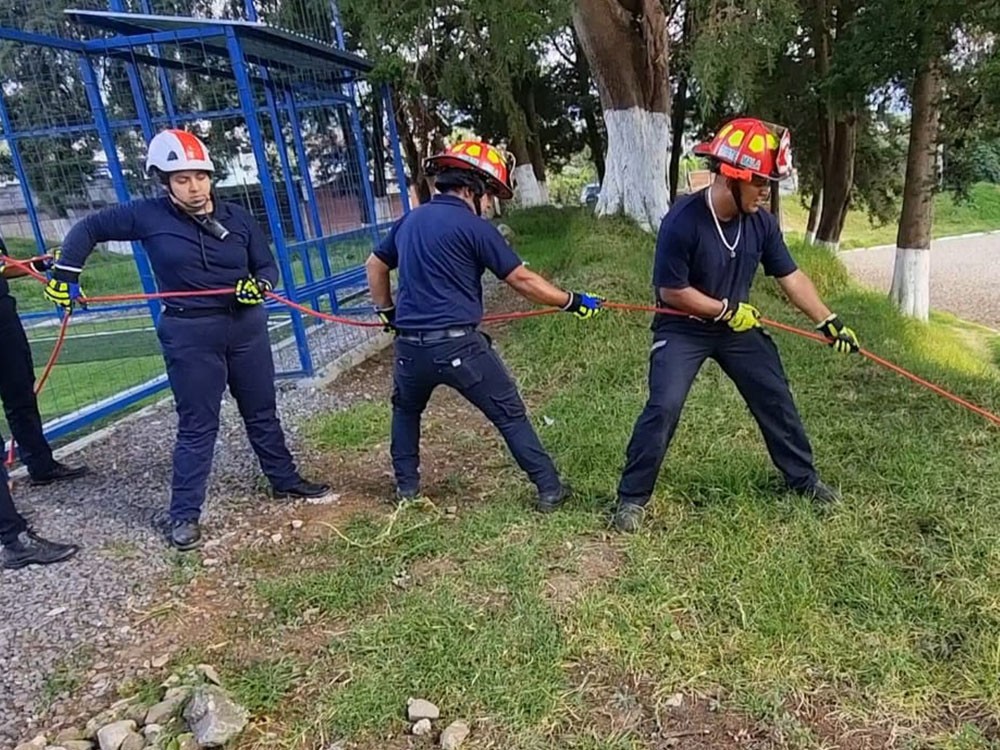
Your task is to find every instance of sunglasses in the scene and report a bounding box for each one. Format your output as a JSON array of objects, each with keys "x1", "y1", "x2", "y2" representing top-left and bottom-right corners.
[{"x1": 749, "y1": 175, "x2": 771, "y2": 188}]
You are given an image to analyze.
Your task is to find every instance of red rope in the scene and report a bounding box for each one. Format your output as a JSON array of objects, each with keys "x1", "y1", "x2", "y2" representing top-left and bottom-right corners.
[{"x1": 4, "y1": 254, "x2": 1000, "y2": 437}]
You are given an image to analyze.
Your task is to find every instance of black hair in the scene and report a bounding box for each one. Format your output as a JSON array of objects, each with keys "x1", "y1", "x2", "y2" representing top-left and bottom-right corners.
[{"x1": 433, "y1": 168, "x2": 486, "y2": 197}]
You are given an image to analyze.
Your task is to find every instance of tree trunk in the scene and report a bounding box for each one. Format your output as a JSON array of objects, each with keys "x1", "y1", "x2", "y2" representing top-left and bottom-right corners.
[
  {"x1": 573, "y1": 0, "x2": 670, "y2": 232},
  {"x1": 510, "y1": 130, "x2": 545, "y2": 207},
  {"x1": 371, "y1": 92, "x2": 388, "y2": 199},
  {"x1": 805, "y1": 190, "x2": 822, "y2": 244},
  {"x1": 890, "y1": 57, "x2": 943, "y2": 321},
  {"x1": 394, "y1": 92, "x2": 431, "y2": 204},
  {"x1": 668, "y1": 1, "x2": 693, "y2": 203},
  {"x1": 520, "y1": 81, "x2": 550, "y2": 205},
  {"x1": 769, "y1": 185, "x2": 782, "y2": 230},
  {"x1": 573, "y1": 28, "x2": 606, "y2": 182},
  {"x1": 668, "y1": 70, "x2": 688, "y2": 202},
  {"x1": 815, "y1": 116, "x2": 857, "y2": 250},
  {"x1": 811, "y1": 0, "x2": 857, "y2": 250}
]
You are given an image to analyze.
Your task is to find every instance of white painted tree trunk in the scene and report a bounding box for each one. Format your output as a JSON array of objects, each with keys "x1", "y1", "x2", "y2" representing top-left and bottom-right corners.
[
  {"x1": 538, "y1": 181, "x2": 550, "y2": 205},
  {"x1": 512, "y1": 164, "x2": 547, "y2": 208},
  {"x1": 813, "y1": 238, "x2": 840, "y2": 252},
  {"x1": 805, "y1": 230, "x2": 816, "y2": 245},
  {"x1": 889, "y1": 246, "x2": 930, "y2": 321},
  {"x1": 597, "y1": 107, "x2": 671, "y2": 232}
]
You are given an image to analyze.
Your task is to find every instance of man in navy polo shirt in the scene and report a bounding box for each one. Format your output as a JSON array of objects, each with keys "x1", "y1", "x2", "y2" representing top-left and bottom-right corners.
[
  {"x1": 365, "y1": 140, "x2": 604, "y2": 512},
  {"x1": 46, "y1": 129, "x2": 329, "y2": 550},
  {"x1": 613, "y1": 118, "x2": 861, "y2": 533}
]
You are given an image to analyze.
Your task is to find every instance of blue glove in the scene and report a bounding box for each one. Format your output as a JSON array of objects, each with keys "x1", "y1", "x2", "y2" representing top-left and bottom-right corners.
[{"x1": 561, "y1": 291, "x2": 605, "y2": 320}]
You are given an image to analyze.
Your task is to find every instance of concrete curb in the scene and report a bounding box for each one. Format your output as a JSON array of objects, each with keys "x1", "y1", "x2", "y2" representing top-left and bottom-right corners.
[{"x1": 837, "y1": 228, "x2": 1000, "y2": 254}]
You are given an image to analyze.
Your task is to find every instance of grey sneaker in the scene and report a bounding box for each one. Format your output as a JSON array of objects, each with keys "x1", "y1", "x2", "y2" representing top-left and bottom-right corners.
[{"x1": 613, "y1": 502, "x2": 645, "y2": 533}]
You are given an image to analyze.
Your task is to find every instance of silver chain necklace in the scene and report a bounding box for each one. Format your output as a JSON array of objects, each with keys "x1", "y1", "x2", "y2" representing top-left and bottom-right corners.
[{"x1": 705, "y1": 188, "x2": 741, "y2": 258}]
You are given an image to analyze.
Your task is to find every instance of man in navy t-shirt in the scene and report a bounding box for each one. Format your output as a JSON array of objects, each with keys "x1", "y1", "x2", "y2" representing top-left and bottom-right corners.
[
  {"x1": 365, "y1": 139, "x2": 604, "y2": 512},
  {"x1": 614, "y1": 118, "x2": 861, "y2": 533}
]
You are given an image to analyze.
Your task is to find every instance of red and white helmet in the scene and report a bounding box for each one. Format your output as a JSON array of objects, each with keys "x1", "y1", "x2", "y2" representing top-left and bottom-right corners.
[{"x1": 145, "y1": 129, "x2": 215, "y2": 176}]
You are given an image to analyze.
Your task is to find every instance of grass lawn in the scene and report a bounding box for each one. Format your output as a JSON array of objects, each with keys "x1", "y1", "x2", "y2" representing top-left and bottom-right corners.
[
  {"x1": 782, "y1": 183, "x2": 1000, "y2": 249},
  {"x1": 137, "y1": 207, "x2": 1000, "y2": 750}
]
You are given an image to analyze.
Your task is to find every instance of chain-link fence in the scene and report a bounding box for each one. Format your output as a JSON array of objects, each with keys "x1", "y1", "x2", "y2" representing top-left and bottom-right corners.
[{"x1": 0, "y1": 0, "x2": 409, "y2": 448}]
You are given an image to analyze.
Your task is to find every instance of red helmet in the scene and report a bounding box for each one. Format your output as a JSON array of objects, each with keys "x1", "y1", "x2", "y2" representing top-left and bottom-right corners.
[
  {"x1": 424, "y1": 140, "x2": 515, "y2": 200},
  {"x1": 693, "y1": 117, "x2": 792, "y2": 182}
]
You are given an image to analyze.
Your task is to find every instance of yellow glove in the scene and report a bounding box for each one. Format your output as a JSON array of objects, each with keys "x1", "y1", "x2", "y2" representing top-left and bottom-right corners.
[
  {"x1": 235, "y1": 276, "x2": 271, "y2": 305},
  {"x1": 44, "y1": 276, "x2": 83, "y2": 309},
  {"x1": 716, "y1": 299, "x2": 761, "y2": 333},
  {"x1": 817, "y1": 314, "x2": 859, "y2": 354}
]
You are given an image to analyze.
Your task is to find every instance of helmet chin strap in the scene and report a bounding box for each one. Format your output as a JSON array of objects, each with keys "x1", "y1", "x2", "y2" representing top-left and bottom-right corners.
[
  {"x1": 167, "y1": 187, "x2": 211, "y2": 215},
  {"x1": 727, "y1": 178, "x2": 746, "y2": 216}
]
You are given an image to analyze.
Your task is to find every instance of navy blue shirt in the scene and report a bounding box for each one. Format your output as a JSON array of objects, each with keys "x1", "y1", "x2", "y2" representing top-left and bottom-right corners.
[
  {"x1": 374, "y1": 195, "x2": 522, "y2": 331},
  {"x1": 652, "y1": 189, "x2": 797, "y2": 332},
  {"x1": 59, "y1": 197, "x2": 278, "y2": 310},
  {"x1": 0, "y1": 274, "x2": 8, "y2": 299}
]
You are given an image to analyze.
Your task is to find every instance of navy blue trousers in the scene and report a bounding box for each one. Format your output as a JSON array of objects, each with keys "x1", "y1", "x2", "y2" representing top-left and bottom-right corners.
[
  {"x1": 618, "y1": 327, "x2": 817, "y2": 506},
  {"x1": 0, "y1": 434, "x2": 28, "y2": 544},
  {"x1": 156, "y1": 305, "x2": 299, "y2": 522},
  {"x1": 390, "y1": 331, "x2": 561, "y2": 495},
  {"x1": 0, "y1": 294, "x2": 55, "y2": 477}
]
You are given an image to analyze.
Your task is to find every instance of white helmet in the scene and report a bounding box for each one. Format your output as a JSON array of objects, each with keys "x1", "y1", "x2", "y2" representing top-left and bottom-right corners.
[{"x1": 145, "y1": 129, "x2": 215, "y2": 176}]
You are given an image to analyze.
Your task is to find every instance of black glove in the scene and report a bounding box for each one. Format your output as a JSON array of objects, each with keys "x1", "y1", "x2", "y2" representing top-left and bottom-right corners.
[{"x1": 816, "y1": 314, "x2": 860, "y2": 354}]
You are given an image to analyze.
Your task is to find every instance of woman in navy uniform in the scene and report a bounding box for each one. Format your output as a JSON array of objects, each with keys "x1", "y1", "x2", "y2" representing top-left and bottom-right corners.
[
  {"x1": 613, "y1": 118, "x2": 861, "y2": 533},
  {"x1": 366, "y1": 140, "x2": 604, "y2": 511},
  {"x1": 46, "y1": 129, "x2": 330, "y2": 550}
]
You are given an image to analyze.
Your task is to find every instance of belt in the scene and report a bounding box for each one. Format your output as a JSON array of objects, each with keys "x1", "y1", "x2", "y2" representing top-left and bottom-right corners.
[
  {"x1": 395, "y1": 326, "x2": 476, "y2": 343},
  {"x1": 162, "y1": 304, "x2": 241, "y2": 318}
]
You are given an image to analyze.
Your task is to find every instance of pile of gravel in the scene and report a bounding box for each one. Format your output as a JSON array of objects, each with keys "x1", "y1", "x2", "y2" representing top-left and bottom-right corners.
[{"x1": 0, "y1": 317, "x2": 388, "y2": 745}]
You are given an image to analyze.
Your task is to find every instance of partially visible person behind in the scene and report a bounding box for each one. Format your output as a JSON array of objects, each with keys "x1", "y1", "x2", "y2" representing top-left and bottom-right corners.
[
  {"x1": 0, "y1": 426, "x2": 78, "y2": 570},
  {"x1": 0, "y1": 240, "x2": 88, "y2": 485}
]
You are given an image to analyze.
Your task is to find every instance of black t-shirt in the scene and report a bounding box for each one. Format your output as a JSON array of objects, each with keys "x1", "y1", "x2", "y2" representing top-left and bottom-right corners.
[{"x1": 652, "y1": 189, "x2": 797, "y2": 332}]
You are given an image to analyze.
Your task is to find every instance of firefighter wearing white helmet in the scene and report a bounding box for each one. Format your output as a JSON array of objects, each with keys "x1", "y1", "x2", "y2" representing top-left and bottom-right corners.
[{"x1": 45, "y1": 128, "x2": 332, "y2": 551}]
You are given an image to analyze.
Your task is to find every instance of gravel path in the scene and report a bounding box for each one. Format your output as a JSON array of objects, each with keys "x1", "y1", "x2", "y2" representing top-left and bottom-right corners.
[
  {"x1": 838, "y1": 232, "x2": 1000, "y2": 329},
  {"x1": 0, "y1": 313, "x2": 386, "y2": 745}
]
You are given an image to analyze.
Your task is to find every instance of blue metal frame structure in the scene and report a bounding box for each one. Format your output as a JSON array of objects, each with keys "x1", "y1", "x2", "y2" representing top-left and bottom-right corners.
[{"x1": 0, "y1": 1, "x2": 411, "y2": 446}]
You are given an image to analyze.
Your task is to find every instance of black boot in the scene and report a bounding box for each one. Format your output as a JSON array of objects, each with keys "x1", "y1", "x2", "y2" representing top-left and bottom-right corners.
[
  {"x1": 273, "y1": 479, "x2": 332, "y2": 501},
  {"x1": 1, "y1": 531, "x2": 78, "y2": 569},
  {"x1": 170, "y1": 520, "x2": 202, "y2": 551},
  {"x1": 794, "y1": 479, "x2": 841, "y2": 506},
  {"x1": 29, "y1": 461, "x2": 89, "y2": 486},
  {"x1": 536, "y1": 484, "x2": 571, "y2": 513}
]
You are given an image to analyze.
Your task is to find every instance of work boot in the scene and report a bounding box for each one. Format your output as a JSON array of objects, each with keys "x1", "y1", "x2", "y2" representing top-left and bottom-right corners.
[
  {"x1": 29, "y1": 461, "x2": 89, "y2": 486},
  {"x1": 613, "y1": 502, "x2": 646, "y2": 534},
  {"x1": 1, "y1": 531, "x2": 78, "y2": 570},
  {"x1": 793, "y1": 479, "x2": 840, "y2": 508},
  {"x1": 536, "y1": 485, "x2": 571, "y2": 514},
  {"x1": 170, "y1": 520, "x2": 202, "y2": 551},
  {"x1": 272, "y1": 478, "x2": 333, "y2": 501}
]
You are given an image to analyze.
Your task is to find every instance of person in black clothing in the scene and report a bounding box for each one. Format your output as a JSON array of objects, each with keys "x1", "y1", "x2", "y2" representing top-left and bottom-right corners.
[
  {"x1": 0, "y1": 430, "x2": 79, "y2": 569},
  {"x1": 0, "y1": 241, "x2": 88, "y2": 484}
]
